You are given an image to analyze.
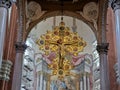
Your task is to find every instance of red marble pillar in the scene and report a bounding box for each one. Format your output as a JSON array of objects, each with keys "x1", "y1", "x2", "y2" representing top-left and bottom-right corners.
[
  {"x1": 106, "y1": 7, "x2": 119, "y2": 90},
  {"x1": 0, "y1": 3, "x2": 18, "y2": 90}
]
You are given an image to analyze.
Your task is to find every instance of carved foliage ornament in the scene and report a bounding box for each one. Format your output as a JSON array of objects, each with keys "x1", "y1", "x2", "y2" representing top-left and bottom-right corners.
[
  {"x1": 111, "y1": 0, "x2": 120, "y2": 11},
  {"x1": 82, "y1": 2, "x2": 98, "y2": 22},
  {"x1": 96, "y1": 43, "x2": 109, "y2": 54},
  {"x1": 0, "y1": 0, "x2": 12, "y2": 8},
  {"x1": 15, "y1": 42, "x2": 28, "y2": 53}
]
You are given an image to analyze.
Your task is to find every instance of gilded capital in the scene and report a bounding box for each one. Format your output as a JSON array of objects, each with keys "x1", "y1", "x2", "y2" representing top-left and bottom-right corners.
[
  {"x1": 96, "y1": 43, "x2": 109, "y2": 54},
  {"x1": 111, "y1": 0, "x2": 120, "y2": 11},
  {"x1": 0, "y1": 0, "x2": 12, "y2": 8},
  {"x1": 15, "y1": 42, "x2": 28, "y2": 53}
]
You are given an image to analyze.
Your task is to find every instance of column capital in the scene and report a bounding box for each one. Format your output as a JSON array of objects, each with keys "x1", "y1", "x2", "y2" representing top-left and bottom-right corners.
[
  {"x1": 111, "y1": 0, "x2": 120, "y2": 11},
  {"x1": 15, "y1": 42, "x2": 28, "y2": 53},
  {"x1": 96, "y1": 43, "x2": 109, "y2": 54},
  {"x1": 0, "y1": 0, "x2": 12, "y2": 8}
]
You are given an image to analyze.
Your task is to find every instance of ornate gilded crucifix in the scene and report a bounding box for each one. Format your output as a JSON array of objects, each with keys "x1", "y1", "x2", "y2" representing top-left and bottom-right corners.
[{"x1": 36, "y1": 21, "x2": 86, "y2": 77}]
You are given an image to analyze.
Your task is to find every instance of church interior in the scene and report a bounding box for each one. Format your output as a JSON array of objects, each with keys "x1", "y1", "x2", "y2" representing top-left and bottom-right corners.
[{"x1": 0, "y1": 0, "x2": 120, "y2": 90}]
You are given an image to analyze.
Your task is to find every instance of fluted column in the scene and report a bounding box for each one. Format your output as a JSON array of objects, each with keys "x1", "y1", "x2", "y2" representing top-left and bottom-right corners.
[
  {"x1": 0, "y1": 0, "x2": 12, "y2": 67},
  {"x1": 97, "y1": 43, "x2": 110, "y2": 90},
  {"x1": 111, "y1": 0, "x2": 120, "y2": 84}
]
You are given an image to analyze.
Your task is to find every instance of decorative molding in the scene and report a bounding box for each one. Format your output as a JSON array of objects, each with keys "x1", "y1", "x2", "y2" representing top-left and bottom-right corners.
[
  {"x1": 82, "y1": 2, "x2": 98, "y2": 22},
  {"x1": 111, "y1": 0, "x2": 120, "y2": 11},
  {"x1": 26, "y1": 11, "x2": 97, "y2": 40},
  {"x1": 15, "y1": 42, "x2": 28, "y2": 53},
  {"x1": 79, "y1": 2, "x2": 98, "y2": 31},
  {"x1": 96, "y1": 43, "x2": 109, "y2": 54},
  {"x1": 0, "y1": 0, "x2": 12, "y2": 8},
  {"x1": 26, "y1": 1, "x2": 46, "y2": 29},
  {"x1": 0, "y1": 60, "x2": 13, "y2": 81}
]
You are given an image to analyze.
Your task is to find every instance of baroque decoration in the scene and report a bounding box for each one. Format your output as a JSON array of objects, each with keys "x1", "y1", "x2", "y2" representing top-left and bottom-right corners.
[
  {"x1": 36, "y1": 21, "x2": 87, "y2": 78},
  {"x1": 26, "y1": 1, "x2": 45, "y2": 29},
  {"x1": 81, "y1": 2, "x2": 98, "y2": 30},
  {"x1": 82, "y1": 2, "x2": 98, "y2": 22}
]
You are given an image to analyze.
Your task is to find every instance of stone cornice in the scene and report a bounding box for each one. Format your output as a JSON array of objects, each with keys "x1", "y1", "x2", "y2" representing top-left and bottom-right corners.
[
  {"x1": 0, "y1": 0, "x2": 12, "y2": 8},
  {"x1": 111, "y1": 0, "x2": 120, "y2": 11}
]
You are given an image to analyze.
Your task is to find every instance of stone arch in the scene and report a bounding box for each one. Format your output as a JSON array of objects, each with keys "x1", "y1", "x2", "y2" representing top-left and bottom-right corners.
[{"x1": 25, "y1": 11, "x2": 97, "y2": 40}]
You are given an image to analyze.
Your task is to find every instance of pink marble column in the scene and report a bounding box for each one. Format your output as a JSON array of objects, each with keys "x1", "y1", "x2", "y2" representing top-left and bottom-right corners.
[
  {"x1": 111, "y1": 0, "x2": 120, "y2": 85},
  {"x1": 106, "y1": 7, "x2": 118, "y2": 90},
  {"x1": 11, "y1": 0, "x2": 27, "y2": 90}
]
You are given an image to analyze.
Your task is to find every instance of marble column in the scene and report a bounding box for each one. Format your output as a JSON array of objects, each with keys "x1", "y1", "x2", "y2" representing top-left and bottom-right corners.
[
  {"x1": 0, "y1": 0, "x2": 12, "y2": 67},
  {"x1": 43, "y1": 79, "x2": 46, "y2": 90},
  {"x1": 40, "y1": 73, "x2": 44, "y2": 90},
  {"x1": 11, "y1": 43, "x2": 27, "y2": 90},
  {"x1": 80, "y1": 77, "x2": 83, "y2": 90},
  {"x1": 11, "y1": 0, "x2": 26, "y2": 90},
  {"x1": 111, "y1": 0, "x2": 120, "y2": 84},
  {"x1": 87, "y1": 76, "x2": 90, "y2": 90},
  {"x1": 83, "y1": 75, "x2": 87, "y2": 90},
  {"x1": 37, "y1": 72, "x2": 40, "y2": 90},
  {"x1": 97, "y1": 43, "x2": 110, "y2": 90},
  {"x1": 37, "y1": 71, "x2": 44, "y2": 90}
]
